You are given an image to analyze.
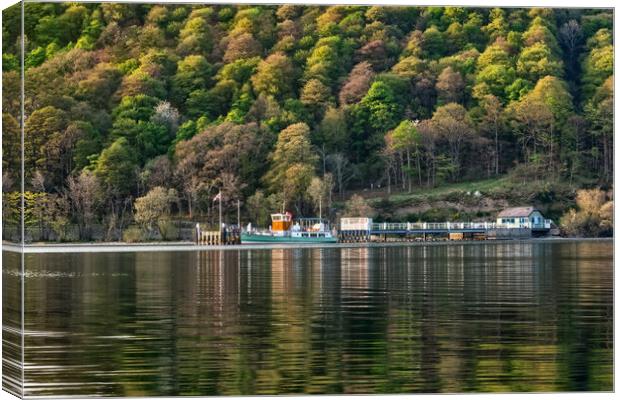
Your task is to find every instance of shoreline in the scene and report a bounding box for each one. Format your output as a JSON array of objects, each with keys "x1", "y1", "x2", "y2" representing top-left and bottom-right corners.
[{"x1": 2, "y1": 237, "x2": 611, "y2": 254}]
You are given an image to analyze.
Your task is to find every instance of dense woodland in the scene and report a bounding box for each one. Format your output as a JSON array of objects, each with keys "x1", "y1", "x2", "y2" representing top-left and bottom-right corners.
[{"x1": 1, "y1": 4, "x2": 614, "y2": 240}]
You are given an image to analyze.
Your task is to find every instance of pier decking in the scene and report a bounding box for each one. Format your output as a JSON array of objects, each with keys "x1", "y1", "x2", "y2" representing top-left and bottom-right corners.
[
  {"x1": 339, "y1": 218, "x2": 553, "y2": 242},
  {"x1": 367, "y1": 221, "x2": 494, "y2": 234}
]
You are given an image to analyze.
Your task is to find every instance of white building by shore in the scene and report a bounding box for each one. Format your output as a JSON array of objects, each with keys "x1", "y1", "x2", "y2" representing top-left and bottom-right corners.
[{"x1": 496, "y1": 207, "x2": 550, "y2": 230}]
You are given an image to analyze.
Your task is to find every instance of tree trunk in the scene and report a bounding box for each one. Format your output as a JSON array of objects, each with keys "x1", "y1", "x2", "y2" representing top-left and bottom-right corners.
[
  {"x1": 321, "y1": 144, "x2": 326, "y2": 176},
  {"x1": 495, "y1": 125, "x2": 499, "y2": 175},
  {"x1": 400, "y1": 153, "x2": 406, "y2": 191},
  {"x1": 187, "y1": 195, "x2": 193, "y2": 219},
  {"x1": 603, "y1": 134, "x2": 610, "y2": 181},
  {"x1": 416, "y1": 152, "x2": 422, "y2": 187},
  {"x1": 407, "y1": 150, "x2": 412, "y2": 192}
]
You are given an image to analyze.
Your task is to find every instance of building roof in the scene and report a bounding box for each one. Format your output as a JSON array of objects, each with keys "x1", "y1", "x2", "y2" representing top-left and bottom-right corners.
[{"x1": 497, "y1": 206, "x2": 540, "y2": 218}]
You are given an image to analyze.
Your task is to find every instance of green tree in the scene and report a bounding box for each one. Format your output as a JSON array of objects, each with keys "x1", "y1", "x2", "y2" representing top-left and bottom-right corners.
[
  {"x1": 477, "y1": 95, "x2": 506, "y2": 175},
  {"x1": 360, "y1": 79, "x2": 405, "y2": 131},
  {"x1": 522, "y1": 16, "x2": 561, "y2": 54},
  {"x1": 264, "y1": 123, "x2": 318, "y2": 209},
  {"x1": 300, "y1": 78, "x2": 332, "y2": 120},
  {"x1": 508, "y1": 96, "x2": 555, "y2": 174},
  {"x1": 474, "y1": 43, "x2": 515, "y2": 101},
  {"x1": 76, "y1": 8, "x2": 105, "y2": 49},
  {"x1": 390, "y1": 120, "x2": 423, "y2": 190},
  {"x1": 24, "y1": 106, "x2": 67, "y2": 186},
  {"x1": 317, "y1": 107, "x2": 348, "y2": 154},
  {"x1": 251, "y1": 52, "x2": 295, "y2": 99},
  {"x1": 528, "y1": 76, "x2": 573, "y2": 124},
  {"x1": 304, "y1": 36, "x2": 346, "y2": 87},
  {"x1": 348, "y1": 79, "x2": 406, "y2": 166},
  {"x1": 176, "y1": 10, "x2": 214, "y2": 56},
  {"x1": 581, "y1": 30, "x2": 613, "y2": 100},
  {"x1": 584, "y1": 76, "x2": 613, "y2": 181},
  {"x1": 307, "y1": 175, "x2": 333, "y2": 218},
  {"x1": 171, "y1": 55, "x2": 213, "y2": 107},
  {"x1": 247, "y1": 190, "x2": 270, "y2": 227},
  {"x1": 516, "y1": 42, "x2": 564, "y2": 82},
  {"x1": 216, "y1": 57, "x2": 260, "y2": 85},
  {"x1": 93, "y1": 137, "x2": 137, "y2": 197},
  {"x1": 2, "y1": 113, "x2": 21, "y2": 179},
  {"x1": 483, "y1": 8, "x2": 508, "y2": 41},
  {"x1": 421, "y1": 25, "x2": 445, "y2": 58}
]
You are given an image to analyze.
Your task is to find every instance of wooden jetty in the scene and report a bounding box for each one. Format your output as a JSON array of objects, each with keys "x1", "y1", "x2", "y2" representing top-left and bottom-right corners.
[{"x1": 197, "y1": 228, "x2": 240, "y2": 245}]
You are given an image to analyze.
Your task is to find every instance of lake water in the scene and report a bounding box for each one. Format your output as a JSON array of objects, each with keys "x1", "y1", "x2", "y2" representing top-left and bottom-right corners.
[{"x1": 2, "y1": 240, "x2": 613, "y2": 396}]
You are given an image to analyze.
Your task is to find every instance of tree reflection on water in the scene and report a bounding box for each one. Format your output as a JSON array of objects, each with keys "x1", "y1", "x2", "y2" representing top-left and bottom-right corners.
[{"x1": 7, "y1": 241, "x2": 613, "y2": 396}]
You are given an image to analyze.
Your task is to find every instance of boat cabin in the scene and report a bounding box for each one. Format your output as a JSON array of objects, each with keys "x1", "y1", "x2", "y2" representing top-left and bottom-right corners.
[{"x1": 271, "y1": 212, "x2": 292, "y2": 232}]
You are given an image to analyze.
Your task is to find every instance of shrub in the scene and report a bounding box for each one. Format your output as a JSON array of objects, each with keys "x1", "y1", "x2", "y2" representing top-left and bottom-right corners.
[
  {"x1": 560, "y1": 188, "x2": 613, "y2": 237},
  {"x1": 134, "y1": 187, "x2": 178, "y2": 237},
  {"x1": 123, "y1": 226, "x2": 145, "y2": 243},
  {"x1": 344, "y1": 194, "x2": 375, "y2": 217},
  {"x1": 50, "y1": 217, "x2": 71, "y2": 242},
  {"x1": 158, "y1": 219, "x2": 179, "y2": 241},
  {"x1": 444, "y1": 190, "x2": 465, "y2": 202}
]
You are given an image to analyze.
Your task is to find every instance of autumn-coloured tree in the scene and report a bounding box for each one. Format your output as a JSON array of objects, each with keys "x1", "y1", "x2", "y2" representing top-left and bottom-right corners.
[
  {"x1": 223, "y1": 33, "x2": 262, "y2": 62},
  {"x1": 339, "y1": 61, "x2": 375, "y2": 105},
  {"x1": 560, "y1": 188, "x2": 613, "y2": 237},
  {"x1": 429, "y1": 103, "x2": 473, "y2": 180},
  {"x1": 436, "y1": 66, "x2": 465, "y2": 104},
  {"x1": 67, "y1": 170, "x2": 101, "y2": 240}
]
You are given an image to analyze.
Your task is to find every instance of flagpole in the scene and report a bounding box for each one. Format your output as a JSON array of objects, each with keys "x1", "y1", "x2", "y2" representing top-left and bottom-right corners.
[
  {"x1": 237, "y1": 199, "x2": 240, "y2": 228},
  {"x1": 218, "y1": 191, "x2": 222, "y2": 235}
]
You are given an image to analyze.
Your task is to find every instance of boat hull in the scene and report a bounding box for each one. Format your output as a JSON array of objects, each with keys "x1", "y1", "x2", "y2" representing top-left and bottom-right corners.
[{"x1": 241, "y1": 233, "x2": 338, "y2": 244}]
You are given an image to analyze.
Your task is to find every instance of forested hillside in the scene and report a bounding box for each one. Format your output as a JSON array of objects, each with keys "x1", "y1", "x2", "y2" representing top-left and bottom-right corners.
[{"x1": 2, "y1": 4, "x2": 614, "y2": 240}]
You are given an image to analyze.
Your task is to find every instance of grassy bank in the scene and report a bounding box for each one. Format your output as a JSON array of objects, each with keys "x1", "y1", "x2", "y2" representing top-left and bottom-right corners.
[{"x1": 345, "y1": 175, "x2": 582, "y2": 223}]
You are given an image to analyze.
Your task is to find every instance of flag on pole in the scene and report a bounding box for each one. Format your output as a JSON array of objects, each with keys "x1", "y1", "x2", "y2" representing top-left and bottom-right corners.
[{"x1": 213, "y1": 191, "x2": 222, "y2": 202}]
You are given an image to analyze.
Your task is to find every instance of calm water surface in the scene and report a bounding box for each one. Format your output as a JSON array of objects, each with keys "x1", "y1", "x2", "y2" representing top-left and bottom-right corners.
[{"x1": 3, "y1": 241, "x2": 613, "y2": 396}]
